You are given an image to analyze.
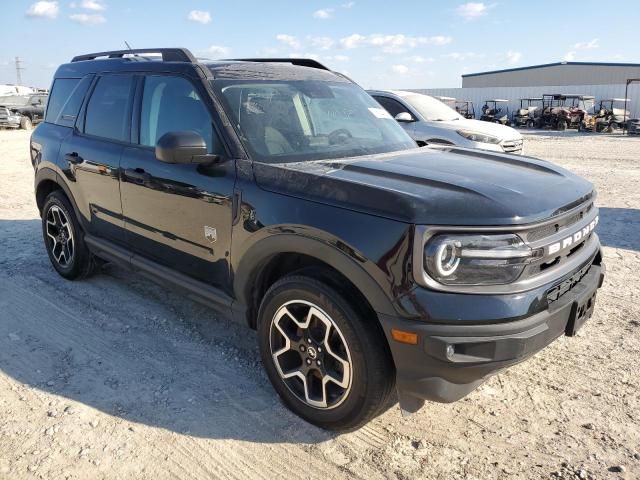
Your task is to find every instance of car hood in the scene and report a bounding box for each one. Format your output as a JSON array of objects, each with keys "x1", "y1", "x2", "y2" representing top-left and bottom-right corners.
[
  {"x1": 425, "y1": 118, "x2": 522, "y2": 141},
  {"x1": 253, "y1": 147, "x2": 593, "y2": 226}
]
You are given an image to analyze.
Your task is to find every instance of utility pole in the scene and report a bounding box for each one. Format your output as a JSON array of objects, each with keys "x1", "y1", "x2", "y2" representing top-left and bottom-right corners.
[{"x1": 15, "y1": 57, "x2": 25, "y2": 86}]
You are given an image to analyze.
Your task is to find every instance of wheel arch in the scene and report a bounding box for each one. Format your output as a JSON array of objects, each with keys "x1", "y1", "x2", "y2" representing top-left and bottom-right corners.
[
  {"x1": 233, "y1": 234, "x2": 397, "y2": 330},
  {"x1": 35, "y1": 168, "x2": 81, "y2": 222}
]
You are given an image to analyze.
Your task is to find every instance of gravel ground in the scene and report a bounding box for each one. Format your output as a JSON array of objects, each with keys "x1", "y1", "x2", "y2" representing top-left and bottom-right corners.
[{"x1": 0, "y1": 129, "x2": 639, "y2": 480}]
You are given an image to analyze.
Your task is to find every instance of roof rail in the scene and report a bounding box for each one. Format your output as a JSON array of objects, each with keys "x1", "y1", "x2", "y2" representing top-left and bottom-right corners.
[
  {"x1": 222, "y1": 58, "x2": 330, "y2": 71},
  {"x1": 71, "y1": 48, "x2": 197, "y2": 63}
]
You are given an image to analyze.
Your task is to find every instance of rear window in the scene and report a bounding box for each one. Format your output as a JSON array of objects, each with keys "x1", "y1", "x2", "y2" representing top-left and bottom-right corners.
[
  {"x1": 45, "y1": 77, "x2": 91, "y2": 127},
  {"x1": 84, "y1": 75, "x2": 134, "y2": 142}
]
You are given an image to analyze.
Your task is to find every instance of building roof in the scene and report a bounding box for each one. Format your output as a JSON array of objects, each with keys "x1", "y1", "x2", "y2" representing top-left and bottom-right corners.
[{"x1": 462, "y1": 61, "x2": 640, "y2": 78}]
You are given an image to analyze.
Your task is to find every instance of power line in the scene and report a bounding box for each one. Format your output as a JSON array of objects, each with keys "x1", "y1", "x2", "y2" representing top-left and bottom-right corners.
[{"x1": 15, "y1": 57, "x2": 25, "y2": 86}]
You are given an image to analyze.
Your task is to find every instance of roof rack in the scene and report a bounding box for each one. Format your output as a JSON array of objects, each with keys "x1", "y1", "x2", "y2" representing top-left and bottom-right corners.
[
  {"x1": 222, "y1": 58, "x2": 330, "y2": 71},
  {"x1": 71, "y1": 48, "x2": 197, "y2": 63}
]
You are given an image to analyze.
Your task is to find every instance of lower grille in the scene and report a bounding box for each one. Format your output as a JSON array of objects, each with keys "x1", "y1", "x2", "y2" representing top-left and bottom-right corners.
[
  {"x1": 0, "y1": 107, "x2": 9, "y2": 124},
  {"x1": 501, "y1": 139, "x2": 523, "y2": 154}
]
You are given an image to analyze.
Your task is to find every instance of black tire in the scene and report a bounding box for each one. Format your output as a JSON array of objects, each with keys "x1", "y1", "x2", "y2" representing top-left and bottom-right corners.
[
  {"x1": 20, "y1": 116, "x2": 33, "y2": 130},
  {"x1": 42, "y1": 190, "x2": 97, "y2": 280},
  {"x1": 526, "y1": 119, "x2": 535, "y2": 128},
  {"x1": 257, "y1": 275, "x2": 395, "y2": 431},
  {"x1": 557, "y1": 119, "x2": 567, "y2": 131}
]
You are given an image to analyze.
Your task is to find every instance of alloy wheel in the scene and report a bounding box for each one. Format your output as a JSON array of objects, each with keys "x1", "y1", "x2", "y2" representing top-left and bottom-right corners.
[
  {"x1": 45, "y1": 205, "x2": 74, "y2": 267},
  {"x1": 269, "y1": 300, "x2": 352, "y2": 409}
]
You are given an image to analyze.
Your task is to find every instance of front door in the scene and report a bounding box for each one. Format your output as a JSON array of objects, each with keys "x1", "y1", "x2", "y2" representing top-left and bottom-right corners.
[{"x1": 120, "y1": 74, "x2": 235, "y2": 291}]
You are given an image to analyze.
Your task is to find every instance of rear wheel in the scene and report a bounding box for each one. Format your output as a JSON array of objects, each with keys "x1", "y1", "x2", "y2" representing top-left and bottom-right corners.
[
  {"x1": 257, "y1": 275, "x2": 394, "y2": 431},
  {"x1": 42, "y1": 191, "x2": 97, "y2": 280}
]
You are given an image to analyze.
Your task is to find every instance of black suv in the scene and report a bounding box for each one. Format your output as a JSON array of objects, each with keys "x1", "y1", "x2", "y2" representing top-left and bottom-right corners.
[{"x1": 31, "y1": 48, "x2": 604, "y2": 431}]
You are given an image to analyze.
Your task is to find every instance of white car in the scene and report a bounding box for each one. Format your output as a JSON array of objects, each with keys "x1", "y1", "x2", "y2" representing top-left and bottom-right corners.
[{"x1": 368, "y1": 90, "x2": 524, "y2": 154}]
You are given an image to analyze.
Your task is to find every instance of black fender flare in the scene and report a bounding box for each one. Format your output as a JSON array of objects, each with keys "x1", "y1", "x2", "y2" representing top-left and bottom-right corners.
[
  {"x1": 231, "y1": 233, "x2": 397, "y2": 326},
  {"x1": 34, "y1": 167, "x2": 83, "y2": 224}
]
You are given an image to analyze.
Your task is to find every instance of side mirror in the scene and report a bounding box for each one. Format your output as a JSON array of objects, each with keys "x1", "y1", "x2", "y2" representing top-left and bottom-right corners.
[
  {"x1": 155, "y1": 131, "x2": 219, "y2": 164},
  {"x1": 395, "y1": 112, "x2": 414, "y2": 122}
]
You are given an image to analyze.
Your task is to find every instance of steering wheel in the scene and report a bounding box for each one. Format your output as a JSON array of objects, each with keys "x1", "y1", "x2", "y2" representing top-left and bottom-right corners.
[{"x1": 328, "y1": 128, "x2": 353, "y2": 145}]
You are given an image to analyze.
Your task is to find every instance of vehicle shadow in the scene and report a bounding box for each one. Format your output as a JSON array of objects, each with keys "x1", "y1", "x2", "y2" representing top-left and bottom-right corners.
[
  {"x1": 597, "y1": 207, "x2": 640, "y2": 253},
  {"x1": 0, "y1": 219, "x2": 339, "y2": 444}
]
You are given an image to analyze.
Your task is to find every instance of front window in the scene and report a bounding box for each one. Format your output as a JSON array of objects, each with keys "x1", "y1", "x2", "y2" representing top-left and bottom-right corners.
[
  {"x1": 402, "y1": 94, "x2": 462, "y2": 122},
  {"x1": 211, "y1": 80, "x2": 416, "y2": 163}
]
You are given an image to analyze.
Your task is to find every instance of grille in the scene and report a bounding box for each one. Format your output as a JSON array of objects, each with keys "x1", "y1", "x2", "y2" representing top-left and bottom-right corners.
[
  {"x1": 501, "y1": 139, "x2": 523, "y2": 154},
  {"x1": 526, "y1": 202, "x2": 592, "y2": 242}
]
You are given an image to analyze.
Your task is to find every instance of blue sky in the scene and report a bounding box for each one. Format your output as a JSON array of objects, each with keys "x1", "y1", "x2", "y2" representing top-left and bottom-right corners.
[{"x1": 0, "y1": 1, "x2": 637, "y2": 89}]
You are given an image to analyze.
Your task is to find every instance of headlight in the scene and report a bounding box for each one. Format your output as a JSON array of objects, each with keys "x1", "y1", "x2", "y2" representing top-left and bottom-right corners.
[
  {"x1": 423, "y1": 233, "x2": 532, "y2": 285},
  {"x1": 456, "y1": 130, "x2": 501, "y2": 144}
]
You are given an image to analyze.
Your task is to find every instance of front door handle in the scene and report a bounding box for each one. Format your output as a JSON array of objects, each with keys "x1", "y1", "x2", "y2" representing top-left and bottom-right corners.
[
  {"x1": 124, "y1": 168, "x2": 151, "y2": 184},
  {"x1": 64, "y1": 152, "x2": 83, "y2": 164}
]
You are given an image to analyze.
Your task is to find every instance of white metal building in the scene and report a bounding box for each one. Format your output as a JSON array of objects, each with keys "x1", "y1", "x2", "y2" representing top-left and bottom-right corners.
[{"x1": 412, "y1": 62, "x2": 640, "y2": 118}]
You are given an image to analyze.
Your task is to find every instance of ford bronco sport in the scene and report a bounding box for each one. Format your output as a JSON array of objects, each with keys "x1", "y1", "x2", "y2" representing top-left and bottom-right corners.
[{"x1": 31, "y1": 48, "x2": 604, "y2": 431}]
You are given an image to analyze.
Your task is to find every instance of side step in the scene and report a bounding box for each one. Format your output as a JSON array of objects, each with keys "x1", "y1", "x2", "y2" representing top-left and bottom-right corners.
[{"x1": 84, "y1": 235, "x2": 234, "y2": 316}]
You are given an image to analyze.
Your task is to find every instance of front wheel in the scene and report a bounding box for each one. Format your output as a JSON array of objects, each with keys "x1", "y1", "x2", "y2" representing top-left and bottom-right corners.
[
  {"x1": 257, "y1": 275, "x2": 394, "y2": 431},
  {"x1": 20, "y1": 116, "x2": 33, "y2": 130}
]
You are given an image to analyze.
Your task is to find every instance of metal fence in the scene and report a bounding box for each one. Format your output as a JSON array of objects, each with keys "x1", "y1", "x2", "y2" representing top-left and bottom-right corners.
[{"x1": 410, "y1": 83, "x2": 640, "y2": 119}]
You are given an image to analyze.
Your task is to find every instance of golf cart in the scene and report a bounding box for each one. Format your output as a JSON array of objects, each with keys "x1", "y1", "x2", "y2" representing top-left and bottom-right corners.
[
  {"x1": 563, "y1": 94, "x2": 595, "y2": 130},
  {"x1": 455, "y1": 100, "x2": 475, "y2": 119},
  {"x1": 512, "y1": 98, "x2": 543, "y2": 128},
  {"x1": 480, "y1": 99, "x2": 511, "y2": 126},
  {"x1": 590, "y1": 98, "x2": 632, "y2": 132},
  {"x1": 536, "y1": 94, "x2": 569, "y2": 130}
]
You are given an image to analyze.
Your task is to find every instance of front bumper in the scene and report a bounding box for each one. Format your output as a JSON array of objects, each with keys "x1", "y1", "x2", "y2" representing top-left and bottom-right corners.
[{"x1": 379, "y1": 260, "x2": 604, "y2": 413}]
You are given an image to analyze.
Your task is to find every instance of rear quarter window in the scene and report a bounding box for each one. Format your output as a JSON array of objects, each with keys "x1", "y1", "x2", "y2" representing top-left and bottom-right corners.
[{"x1": 45, "y1": 77, "x2": 92, "y2": 127}]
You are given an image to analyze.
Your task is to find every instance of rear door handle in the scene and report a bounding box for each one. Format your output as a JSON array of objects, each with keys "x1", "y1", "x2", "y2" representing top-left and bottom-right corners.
[
  {"x1": 124, "y1": 168, "x2": 150, "y2": 184},
  {"x1": 64, "y1": 152, "x2": 83, "y2": 164}
]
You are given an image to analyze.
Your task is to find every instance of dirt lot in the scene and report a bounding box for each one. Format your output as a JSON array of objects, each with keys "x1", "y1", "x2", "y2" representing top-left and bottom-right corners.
[{"x1": 0, "y1": 129, "x2": 639, "y2": 480}]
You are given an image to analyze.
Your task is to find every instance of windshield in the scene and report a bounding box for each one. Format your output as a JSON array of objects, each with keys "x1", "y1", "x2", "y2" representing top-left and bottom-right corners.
[
  {"x1": 211, "y1": 80, "x2": 416, "y2": 163},
  {"x1": 403, "y1": 94, "x2": 462, "y2": 121}
]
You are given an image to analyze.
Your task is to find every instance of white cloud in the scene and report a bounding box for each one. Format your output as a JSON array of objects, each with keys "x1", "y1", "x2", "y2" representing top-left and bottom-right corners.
[
  {"x1": 392, "y1": 65, "x2": 409, "y2": 74},
  {"x1": 69, "y1": 13, "x2": 105, "y2": 24},
  {"x1": 506, "y1": 50, "x2": 521, "y2": 64},
  {"x1": 309, "y1": 36, "x2": 335, "y2": 50},
  {"x1": 574, "y1": 38, "x2": 599, "y2": 50},
  {"x1": 441, "y1": 51, "x2": 484, "y2": 61},
  {"x1": 332, "y1": 55, "x2": 349, "y2": 62},
  {"x1": 342, "y1": 1, "x2": 355, "y2": 7},
  {"x1": 80, "y1": 0, "x2": 105, "y2": 11},
  {"x1": 313, "y1": 8, "x2": 334, "y2": 19},
  {"x1": 187, "y1": 10, "x2": 211, "y2": 24},
  {"x1": 339, "y1": 33, "x2": 451, "y2": 52},
  {"x1": 371, "y1": 55, "x2": 385, "y2": 62},
  {"x1": 26, "y1": 1, "x2": 59, "y2": 18},
  {"x1": 563, "y1": 51, "x2": 576, "y2": 61},
  {"x1": 456, "y1": 2, "x2": 489, "y2": 20},
  {"x1": 208, "y1": 45, "x2": 229, "y2": 56},
  {"x1": 276, "y1": 34, "x2": 301, "y2": 50},
  {"x1": 408, "y1": 55, "x2": 434, "y2": 63}
]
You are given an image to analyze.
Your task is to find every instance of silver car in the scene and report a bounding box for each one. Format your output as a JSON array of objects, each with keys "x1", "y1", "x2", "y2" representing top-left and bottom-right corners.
[{"x1": 368, "y1": 90, "x2": 524, "y2": 154}]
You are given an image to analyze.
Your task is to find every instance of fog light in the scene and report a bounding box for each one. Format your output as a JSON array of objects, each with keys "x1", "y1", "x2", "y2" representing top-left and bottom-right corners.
[{"x1": 446, "y1": 345, "x2": 455, "y2": 358}]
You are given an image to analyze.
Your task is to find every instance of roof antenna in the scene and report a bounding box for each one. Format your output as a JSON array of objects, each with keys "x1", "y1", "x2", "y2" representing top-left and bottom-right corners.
[{"x1": 124, "y1": 41, "x2": 133, "y2": 51}]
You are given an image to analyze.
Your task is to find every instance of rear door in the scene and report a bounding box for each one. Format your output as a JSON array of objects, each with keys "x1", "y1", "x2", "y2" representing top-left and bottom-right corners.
[
  {"x1": 60, "y1": 74, "x2": 135, "y2": 243},
  {"x1": 119, "y1": 74, "x2": 235, "y2": 290}
]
